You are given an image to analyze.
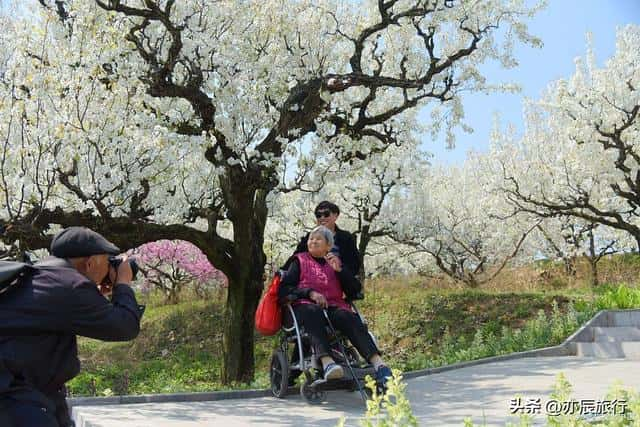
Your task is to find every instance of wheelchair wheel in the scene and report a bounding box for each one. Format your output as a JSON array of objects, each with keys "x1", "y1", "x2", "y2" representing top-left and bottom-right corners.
[
  {"x1": 300, "y1": 378, "x2": 326, "y2": 404},
  {"x1": 270, "y1": 351, "x2": 289, "y2": 398}
]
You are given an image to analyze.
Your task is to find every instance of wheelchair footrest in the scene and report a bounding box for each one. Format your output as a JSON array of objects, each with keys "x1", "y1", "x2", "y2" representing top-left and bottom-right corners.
[
  {"x1": 306, "y1": 365, "x2": 376, "y2": 392},
  {"x1": 311, "y1": 378, "x2": 365, "y2": 392},
  {"x1": 310, "y1": 378, "x2": 327, "y2": 388},
  {"x1": 342, "y1": 366, "x2": 376, "y2": 381}
]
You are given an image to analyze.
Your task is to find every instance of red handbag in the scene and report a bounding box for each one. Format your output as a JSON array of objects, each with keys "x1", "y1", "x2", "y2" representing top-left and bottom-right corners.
[{"x1": 255, "y1": 273, "x2": 282, "y2": 336}]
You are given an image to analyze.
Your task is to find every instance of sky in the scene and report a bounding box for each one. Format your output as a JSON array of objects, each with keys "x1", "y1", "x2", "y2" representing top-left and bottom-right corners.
[{"x1": 425, "y1": 0, "x2": 640, "y2": 165}]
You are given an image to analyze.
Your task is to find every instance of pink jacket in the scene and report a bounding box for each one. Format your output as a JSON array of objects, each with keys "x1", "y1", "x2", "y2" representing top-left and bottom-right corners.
[{"x1": 294, "y1": 252, "x2": 351, "y2": 311}]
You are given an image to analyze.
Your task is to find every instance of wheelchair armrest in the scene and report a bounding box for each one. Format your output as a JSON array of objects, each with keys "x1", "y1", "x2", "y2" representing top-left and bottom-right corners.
[
  {"x1": 283, "y1": 293, "x2": 303, "y2": 304},
  {"x1": 346, "y1": 291, "x2": 364, "y2": 302}
]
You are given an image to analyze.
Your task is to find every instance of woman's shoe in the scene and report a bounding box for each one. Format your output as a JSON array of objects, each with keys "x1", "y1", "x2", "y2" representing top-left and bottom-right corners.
[
  {"x1": 375, "y1": 365, "x2": 392, "y2": 391},
  {"x1": 323, "y1": 362, "x2": 344, "y2": 380}
]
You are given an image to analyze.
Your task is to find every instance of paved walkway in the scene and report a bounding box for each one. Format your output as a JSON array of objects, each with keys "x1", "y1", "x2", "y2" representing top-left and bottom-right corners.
[{"x1": 72, "y1": 357, "x2": 640, "y2": 427}]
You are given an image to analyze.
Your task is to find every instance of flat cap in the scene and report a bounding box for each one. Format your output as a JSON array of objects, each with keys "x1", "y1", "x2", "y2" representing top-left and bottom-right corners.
[{"x1": 50, "y1": 226, "x2": 120, "y2": 258}]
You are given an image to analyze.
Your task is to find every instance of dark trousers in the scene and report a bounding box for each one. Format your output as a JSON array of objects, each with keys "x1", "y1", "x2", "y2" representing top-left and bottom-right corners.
[
  {"x1": 0, "y1": 387, "x2": 73, "y2": 427},
  {"x1": 0, "y1": 397, "x2": 60, "y2": 427},
  {"x1": 291, "y1": 303, "x2": 379, "y2": 362}
]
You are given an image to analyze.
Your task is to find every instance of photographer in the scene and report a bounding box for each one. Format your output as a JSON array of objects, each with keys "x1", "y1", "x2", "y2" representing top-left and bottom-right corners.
[{"x1": 0, "y1": 227, "x2": 145, "y2": 427}]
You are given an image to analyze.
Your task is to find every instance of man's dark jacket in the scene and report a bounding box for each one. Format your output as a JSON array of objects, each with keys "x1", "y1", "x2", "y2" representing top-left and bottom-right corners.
[
  {"x1": 292, "y1": 225, "x2": 360, "y2": 277},
  {"x1": 0, "y1": 257, "x2": 143, "y2": 421}
]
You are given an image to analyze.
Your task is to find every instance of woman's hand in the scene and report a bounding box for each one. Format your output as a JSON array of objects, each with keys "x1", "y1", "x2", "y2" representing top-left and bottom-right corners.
[
  {"x1": 309, "y1": 290, "x2": 328, "y2": 308},
  {"x1": 325, "y1": 253, "x2": 342, "y2": 272}
]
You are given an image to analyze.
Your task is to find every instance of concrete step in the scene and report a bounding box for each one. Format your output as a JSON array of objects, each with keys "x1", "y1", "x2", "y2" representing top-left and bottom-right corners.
[
  {"x1": 593, "y1": 326, "x2": 640, "y2": 342},
  {"x1": 604, "y1": 311, "x2": 640, "y2": 327},
  {"x1": 574, "y1": 342, "x2": 640, "y2": 358}
]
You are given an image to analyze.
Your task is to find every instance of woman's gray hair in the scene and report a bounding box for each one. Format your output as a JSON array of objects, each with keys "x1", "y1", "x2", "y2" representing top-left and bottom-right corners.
[{"x1": 310, "y1": 225, "x2": 334, "y2": 248}]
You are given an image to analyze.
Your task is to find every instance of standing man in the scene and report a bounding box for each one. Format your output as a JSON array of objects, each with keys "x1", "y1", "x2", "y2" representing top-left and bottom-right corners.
[
  {"x1": 292, "y1": 201, "x2": 360, "y2": 280},
  {"x1": 0, "y1": 227, "x2": 145, "y2": 427}
]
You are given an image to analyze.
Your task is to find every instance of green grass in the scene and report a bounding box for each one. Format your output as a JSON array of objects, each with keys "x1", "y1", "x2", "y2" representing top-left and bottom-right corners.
[
  {"x1": 594, "y1": 284, "x2": 640, "y2": 310},
  {"x1": 613, "y1": 253, "x2": 640, "y2": 269},
  {"x1": 357, "y1": 284, "x2": 575, "y2": 371},
  {"x1": 68, "y1": 283, "x2": 594, "y2": 397},
  {"x1": 424, "y1": 301, "x2": 595, "y2": 369},
  {"x1": 67, "y1": 262, "x2": 640, "y2": 398},
  {"x1": 68, "y1": 297, "x2": 273, "y2": 396}
]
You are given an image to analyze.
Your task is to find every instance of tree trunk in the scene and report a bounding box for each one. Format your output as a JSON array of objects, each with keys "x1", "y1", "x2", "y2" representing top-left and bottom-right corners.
[
  {"x1": 462, "y1": 274, "x2": 480, "y2": 288},
  {"x1": 166, "y1": 283, "x2": 180, "y2": 304},
  {"x1": 220, "y1": 186, "x2": 268, "y2": 383},
  {"x1": 563, "y1": 256, "x2": 577, "y2": 277},
  {"x1": 222, "y1": 272, "x2": 263, "y2": 383},
  {"x1": 357, "y1": 227, "x2": 369, "y2": 283},
  {"x1": 587, "y1": 231, "x2": 599, "y2": 288},
  {"x1": 588, "y1": 258, "x2": 599, "y2": 287}
]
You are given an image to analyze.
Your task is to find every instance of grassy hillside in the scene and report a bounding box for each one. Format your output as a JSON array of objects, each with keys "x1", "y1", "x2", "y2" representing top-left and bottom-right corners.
[{"x1": 67, "y1": 254, "x2": 640, "y2": 397}]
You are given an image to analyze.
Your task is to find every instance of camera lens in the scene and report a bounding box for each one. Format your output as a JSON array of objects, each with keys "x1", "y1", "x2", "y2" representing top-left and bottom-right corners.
[
  {"x1": 109, "y1": 256, "x2": 139, "y2": 280},
  {"x1": 108, "y1": 256, "x2": 122, "y2": 269},
  {"x1": 128, "y1": 259, "x2": 139, "y2": 280}
]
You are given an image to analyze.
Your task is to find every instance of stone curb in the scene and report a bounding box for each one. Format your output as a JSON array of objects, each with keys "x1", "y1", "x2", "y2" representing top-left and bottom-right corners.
[
  {"x1": 69, "y1": 309, "x2": 636, "y2": 408},
  {"x1": 69, "y1": 388, "x2": 274, "y2": 407},
  {"x1": 402, "y1": 343, "x2": 571, "y2": 379},
  {"x1": 68, "y1": 347, "x2": 568, "y2": 408}
]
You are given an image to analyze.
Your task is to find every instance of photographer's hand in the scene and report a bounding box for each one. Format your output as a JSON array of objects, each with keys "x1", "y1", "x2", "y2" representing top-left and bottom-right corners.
[{"x1": 112, "y1": 255, "x2": 133, "y2": 286}]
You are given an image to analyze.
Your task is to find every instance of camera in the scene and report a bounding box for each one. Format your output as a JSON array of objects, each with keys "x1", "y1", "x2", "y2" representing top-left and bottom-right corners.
[{"x1": 108, "y1": 256, "x2": 139, "y2": 280}]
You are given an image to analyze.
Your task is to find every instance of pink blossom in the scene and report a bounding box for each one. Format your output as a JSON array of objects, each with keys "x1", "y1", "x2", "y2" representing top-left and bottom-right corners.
[{"x1": 134, "y1": 240, "x2": 227, "y2": 291}]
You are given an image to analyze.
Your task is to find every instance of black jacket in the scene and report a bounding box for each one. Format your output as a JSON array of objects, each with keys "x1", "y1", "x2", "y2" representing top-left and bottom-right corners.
[
  {"x1": 0, "y1": 257, "x2": 144, "y2": 410},
  {"x1": 291, "y1": 225, "x2": 361, "y2": 278}
]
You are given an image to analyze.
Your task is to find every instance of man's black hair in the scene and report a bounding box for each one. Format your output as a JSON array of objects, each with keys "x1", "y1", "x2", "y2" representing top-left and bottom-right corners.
[{"x1": 314, "y1": 201, "x2": 340, "y2": 215}]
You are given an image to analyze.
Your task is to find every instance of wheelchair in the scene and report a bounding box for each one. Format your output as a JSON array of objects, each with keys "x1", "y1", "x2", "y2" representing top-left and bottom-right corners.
[{"x1": 269, "y1": 298, "x2": 379, "y2": 404}]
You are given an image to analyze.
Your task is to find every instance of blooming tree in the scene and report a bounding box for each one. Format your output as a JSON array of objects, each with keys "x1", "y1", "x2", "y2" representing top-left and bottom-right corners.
[
  {"x1": 527, "y1": 217, "x2": 625, "y2": 284},
  {"x1": 495, "y1": 26, "x2": 640, "y2": 252},
  {"x1": 135, "y1": 240, "x2": 227, "y2": 303},
  {"x1": 267, "y1": 141, "x2": 431, "y2": 281},
  {"x1": 322, "y1": 143, "x2": 430, "y2": 280},
  {"x1": 392, "y1": 156, "x2": 539, "y2": 287},
  {"x1": 0, "y1": 0, "x2": 543, "y2": 381}
]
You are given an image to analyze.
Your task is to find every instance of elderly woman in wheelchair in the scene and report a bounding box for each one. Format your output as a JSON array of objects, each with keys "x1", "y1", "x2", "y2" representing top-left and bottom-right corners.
[{"x1": 270, "y1": 225, "x2": 391, "y2": 403}]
